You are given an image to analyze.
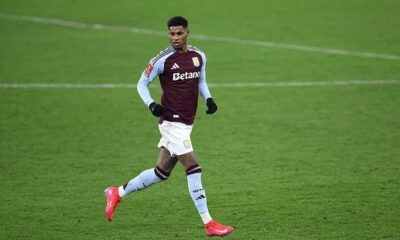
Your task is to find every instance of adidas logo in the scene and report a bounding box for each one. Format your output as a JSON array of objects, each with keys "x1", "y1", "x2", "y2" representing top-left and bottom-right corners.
[
  {"x1": 171, "y1": 63, "x2": 180, "y2": 70},
  {"x1": 196, "y1": 195, "x2": 205, "y2": 200}
]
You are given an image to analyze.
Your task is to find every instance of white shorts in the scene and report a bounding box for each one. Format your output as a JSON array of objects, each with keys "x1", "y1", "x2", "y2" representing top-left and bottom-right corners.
[{"x1": 157, "y1": 120, "x2": 194, "y2": 156}]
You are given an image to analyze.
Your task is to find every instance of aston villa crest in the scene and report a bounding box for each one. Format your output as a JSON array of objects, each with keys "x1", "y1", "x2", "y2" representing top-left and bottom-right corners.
[{"x1": 192, "y1": 57, "x2": 200, "y2": 67}]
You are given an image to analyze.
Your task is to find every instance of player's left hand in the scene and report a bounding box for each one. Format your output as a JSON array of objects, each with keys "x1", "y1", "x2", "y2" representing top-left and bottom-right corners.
[{"x1": 206, "y1": 98, "x2": 218, "y2": 114}]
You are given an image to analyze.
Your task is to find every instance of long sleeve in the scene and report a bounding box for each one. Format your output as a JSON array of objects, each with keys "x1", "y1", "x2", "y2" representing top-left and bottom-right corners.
[
  {"x1": 137, "y1": 72, "x2": 155, "y2": 107},
  {"x1": 137, "y1": 57, "x2": 165, "y2": 107},
  {"x1": 198, "y1": 52, "x2": 212, "y2": 100}
]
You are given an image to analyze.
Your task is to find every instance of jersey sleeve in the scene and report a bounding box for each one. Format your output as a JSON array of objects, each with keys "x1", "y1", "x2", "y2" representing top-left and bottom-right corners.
[
  {"x1": 137, "y1": 57, "x2": 164, "y2": 107},
  {"x1": 198, "y1": 52, "x2": 212, "y2": 100}
]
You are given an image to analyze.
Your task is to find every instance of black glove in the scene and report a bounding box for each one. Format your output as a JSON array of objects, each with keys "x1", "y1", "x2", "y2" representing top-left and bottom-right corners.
[
  {"x1": 149, "y1": 102, "x2": 166, "y2": 117},
  {"x1": 206, "y1": 98, "x2": 218, "y2": 114}
]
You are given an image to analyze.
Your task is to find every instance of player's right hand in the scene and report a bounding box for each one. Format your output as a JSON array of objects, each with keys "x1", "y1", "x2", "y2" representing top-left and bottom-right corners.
[{"x1": 149, "y1": 102, "x2": 166, "y2": 117}]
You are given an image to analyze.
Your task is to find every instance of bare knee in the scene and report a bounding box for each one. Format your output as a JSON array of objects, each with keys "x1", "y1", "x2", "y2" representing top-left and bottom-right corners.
[{"x1": 178, "y1": 152, "x2": 200, "y2": 171}]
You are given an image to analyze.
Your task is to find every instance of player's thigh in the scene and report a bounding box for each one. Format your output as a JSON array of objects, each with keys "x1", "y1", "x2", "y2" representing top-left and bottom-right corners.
[{"x1": 156, "y1": 147, "x2": 178, "y2": 173}]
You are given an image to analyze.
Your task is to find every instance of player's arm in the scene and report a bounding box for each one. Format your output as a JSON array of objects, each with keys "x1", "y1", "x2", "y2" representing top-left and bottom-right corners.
[
  {"x1": 198, "y1": 53, "x2": 218, "y2": 115},
  {"x1": 137, "y1": 60, "x2": 166, "y2": 117}
]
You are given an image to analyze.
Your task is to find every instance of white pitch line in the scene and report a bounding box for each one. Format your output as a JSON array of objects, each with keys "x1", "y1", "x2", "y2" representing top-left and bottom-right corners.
[
  {"x1": 1, "y1": 80, "x2": 399, "y2": 89},
  {"x1": 209, "y1": 80, "x2": 400, "y2": 88},
  {"x1": 1, "y1": 13, "x2": 399, "y2": 61}
]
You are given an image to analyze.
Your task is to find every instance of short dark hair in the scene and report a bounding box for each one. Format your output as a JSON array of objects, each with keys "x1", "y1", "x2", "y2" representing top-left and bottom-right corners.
[{"x1": 167, "y1": 16, "x2": 188, "y2": 29}]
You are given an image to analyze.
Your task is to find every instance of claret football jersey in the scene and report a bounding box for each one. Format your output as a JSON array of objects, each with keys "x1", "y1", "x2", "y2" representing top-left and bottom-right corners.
[{"x1": 137, "y1": 45, "x2": 212, "y2": 125}]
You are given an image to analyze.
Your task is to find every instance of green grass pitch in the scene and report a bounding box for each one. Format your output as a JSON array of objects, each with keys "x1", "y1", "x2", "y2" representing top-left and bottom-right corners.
[{"x1": 1, "y1": 0, "x2": 399, "y2": 239}]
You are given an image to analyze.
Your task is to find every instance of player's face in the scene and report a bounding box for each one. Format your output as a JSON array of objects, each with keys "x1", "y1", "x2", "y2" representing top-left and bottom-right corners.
[{"x1": 169, "y1": 26, "x2": 189, "y2": 51}]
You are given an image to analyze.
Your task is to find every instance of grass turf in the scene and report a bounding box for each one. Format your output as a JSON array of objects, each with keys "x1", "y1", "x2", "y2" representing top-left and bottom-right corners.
[{"x1": 1, "y1": 0, "x2": 399, "y2": 239}]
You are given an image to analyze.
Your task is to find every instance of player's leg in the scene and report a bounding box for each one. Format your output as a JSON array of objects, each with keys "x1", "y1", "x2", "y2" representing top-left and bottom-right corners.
[
  {"x1": 178, "y1": 152, "x2": 234, "y2": 237},
  {"x1": 155, "y1": 147, "x2": 179, "y2": 175},
  {"x1": 104, "y1": 148, "x2": 177, "y2": 221},
  {"x1": 179, "y1": 152, "x2": 211, "y2": 221},
  {"x1": 121, "y1": 148, "x2": 176, "y2": 196}
]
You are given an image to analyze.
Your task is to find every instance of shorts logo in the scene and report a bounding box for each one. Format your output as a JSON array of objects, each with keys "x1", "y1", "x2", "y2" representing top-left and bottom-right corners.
[
  {"x1": 183, "y1": 140, "x2": 191, "y2": 149},
  {"x1": 192, "y1": 57, "x2": 200, "y2": 67},
  {"x1": 144, "y1": 63, "x2": 154, "y2": 76}
]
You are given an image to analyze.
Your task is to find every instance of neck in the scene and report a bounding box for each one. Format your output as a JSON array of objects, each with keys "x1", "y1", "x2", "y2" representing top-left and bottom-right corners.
[{"x1": 175, "y1": 45, "x2": 188, "y2": 53}]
